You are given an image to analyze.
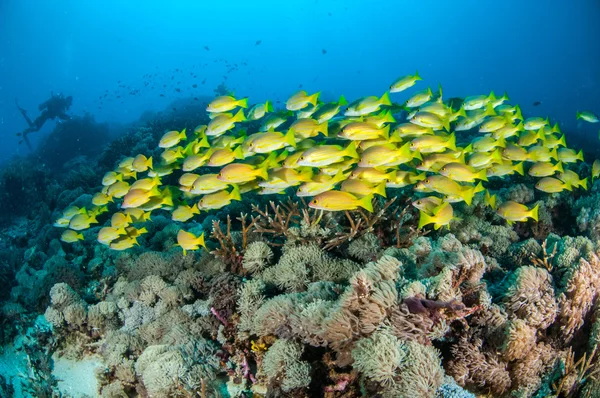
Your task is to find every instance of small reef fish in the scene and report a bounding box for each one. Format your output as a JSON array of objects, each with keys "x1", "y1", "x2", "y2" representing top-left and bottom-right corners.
[
  {"x1": 159, "y1": 129, "x2": 187, "y2": 148},
  {"x1": 577, "y1": 110, "x2": 599, "y2": 123},
  {"x1": 496, "y1": 201, "x2": 539, "y2": 224},
  {"x1": 286, "y1": 91, "x2": 320, "y2": 111},
  {"x1": 309, "y1": 191, "x2": 373, "y2": 212},
  {"x1": 418, "y1": 201, "x2": 455, "y2": 230},
  {"x1": 390, "y1": 71, "x2": 421, "y2": 93},
  {"x1": 177, "y1": 230, "x2": 206, "y2": 255},
  {"x1": 207, "y1": 96, "x2": 248, "y2": 113},
  {"x1": 60, "y1": 230, "x2": 84, "y2": 243},
  {"x1": 535, "y1": 177, "x2": 572, "y2": 193}
]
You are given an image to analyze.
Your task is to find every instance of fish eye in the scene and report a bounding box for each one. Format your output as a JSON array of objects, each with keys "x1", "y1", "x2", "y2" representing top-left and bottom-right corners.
[
  {"x1": 300, "y1": 156, "x2": 305, "y2": 160},
  {"x1": 416, "y1": 200, "x2": 421, "y2": 205},
  {"x1": 441, "y1": 167, "x2": 446, "y2": 171},
  {"x1": 313, "y1": 200, "x2": 318, "y2": 204},
  {"x1": 425, "y1": 179, "x2": 429, "y2": 183}
]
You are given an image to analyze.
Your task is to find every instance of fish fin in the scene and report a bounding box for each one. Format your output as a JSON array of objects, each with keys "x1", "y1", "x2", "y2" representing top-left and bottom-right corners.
[
  {"x1": 232, "y1": 146, "x2": 244, "y2": 160},
  {"x1": 375, "y1": 182, "x2": 387, "y2": 198},
  {"x1": 358, "y1": 194, "x2": 374, "y2": 212},
  {"x1": 344, "y1": 141, "x2": 359, "y2": 159},
  {"x1": 237, "y1": 98, "x2": 249, "y2": 109},
  {"x1": 549, "y1": 147, "x2": 558, "y2": 161},
  {"x1": 514, "y1": 106, "x2": 523, "y2": 121},
  {"x1": 381, "y1": 124, "x2": 390, "y2": 140},
  {"x1": 484, "y1": 102, "x2": 496, "y2": 117},
  {"x1": 496, "y1": 136, "x2": 506, "y2": 148},
  {"x1": 180, "y1": 128, "x2": 187, "y2": 141},
  {"x1": 556, "y1": 162, "x2": 564, "y2": 173},
  {"x1": 319, "y1": 120, "x2": 329, "y2": 137},
  {"x1": 414, "y1": 70, "x2": 421, "y2": 81},
  {"x1": 514, "y1": 162, "x2": 525, "y2": 176},
  {"x1": 146, "y1": 156, "x2": 153, "y2": 170},
  {"x1": 285, "y1": 129, "x2": 297, "y2": 148},
  {"x1": 233, "y1": 109, "x2": 246, "y2": 123},
  {"x1": 529, "y1": 203, "x2": 539, "y2": 222},
  {"x1": 478, "y1": 168, "x2": 488, "y2": 181},
  {"x1": 446, "y1": 133, "x2": 457, "y2": 151},
  {"x1": 309, "y1": 92, "x2": 321, "y2": 106},
  {"x1": 380, "y1": 91, "x2": 391, "y2": 106},
  {"x1": 265, "y1": 100, "x2": 273, "y2": 112},
  {"x1": 418, "y1": 210, "x2": 433, "y2": 229},
  {"x1": 197, "y1": 134, "x2": 210, "y2": 149},
  {"x1": 487, "y1": 91, "x2": 496, "y2": 103},
  {"x1": 577, "y1": 149, "x2": 584, "y2": 162},
  {"x1": 461, "y1": 186, "x2": 475, "y2": 206},
  {"x1": 576, "y1": 111, "x2": 582, "y2": 120},
  {"x1": 581, "y1": 177, "x2": 588, "y2": 190},
  {"x1": 443, "y1": 118, "x2": 450, "y2": 132},
  {"x1": 537, "y1": 129, "x2": 546, "y2": 142},
  {"x1": 338, "y1": 95, "x2": 348, "y2": 106},
  {"x1": 197, "y1": 232, "x2": 207, "y2": 249},
  {"x1": 558, "y1": 134, "x2": 566, "y2": 147},
  {"x1": 230, "y1": 184, "x2": 242, "y2": 201}
]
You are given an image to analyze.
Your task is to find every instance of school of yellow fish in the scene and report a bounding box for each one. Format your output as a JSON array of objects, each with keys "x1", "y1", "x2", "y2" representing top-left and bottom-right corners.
[{"x1": 54, "y1": 72, "x2": 599, "y2": 253}]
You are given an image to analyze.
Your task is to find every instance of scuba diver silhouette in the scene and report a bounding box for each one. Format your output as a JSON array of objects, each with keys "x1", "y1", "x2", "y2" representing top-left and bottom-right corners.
[{"x1": 16, "y1": 92, "x2": 73, "y2": 150}]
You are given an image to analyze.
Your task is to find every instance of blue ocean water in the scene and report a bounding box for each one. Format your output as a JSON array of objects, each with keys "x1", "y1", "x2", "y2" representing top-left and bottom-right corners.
[{"x1": 1, "y1": 0, "x2": 599, "y2": 161}]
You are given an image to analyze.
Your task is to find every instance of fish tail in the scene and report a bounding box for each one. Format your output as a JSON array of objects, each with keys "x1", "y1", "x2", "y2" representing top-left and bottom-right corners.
[
  {"x1": 414, "y1": 70, "x2": 421, "y2": 80},
  {"x1": 309, "y1": 92, "x2": 321, "y2": 106},
  {"x1": 345, "y1": 141, "x2": 359, "y2": 159},
  {"x1": 514, "y1": 106, "x2": 523, "y2": 121},
  {"x1": 477, "y1": 168, "x2": 488, "y2": 181},
  {"x1": 529, "y1": 203, "x2": 539, "y2": 222},
  {"x1": 230, "y1": 184, "x2": 242, "y2": 201},
  {"x1": 418, "y1": 209, "x2": 433, "y2": 229},
  {"x1": 446, "y1": 133, "x2": 457, "y2": 151},
  {"x1": 237, "y1": 98, "x2": 249, "y2": 109},
  {"x1": 513, "y1": 161, "x2": 524, "y2": 176},
  {"x1": 265, "y1": 100, "x2": 273, "y2": 112},
  {"x1": 374, "y1": 182, "x2": 387, "y2": 198},
  {"x1": 576, "y1": 111, "x2": 582, "y2": 120},
  {"x1": 379, "y1": 91, "x2": 391, "y2": 106},
  {"x1": 147, "y1": 156, "x2": 153, "y2": 170},
  {"x1": 577, "y1": 149, "x2": 584, "y2": 161},
  {"x1": 232, "y1": 146, "x2": 244, "y2": 160},
  {"x1": 381, "y1": 124, "x2": 390, "y2": 140},
  {"x1": 555, "y1": 162, "x2": 564, "y2": 173},
  {"x1": 485, "y1": 102, "x2": 496, "y2": 117},
  {"x1": 443, "y1": 118, "x2": 450, "y2": 132},
  {"x1": 536, "y1": 129, "x2": 546, "y2": 143},
  {"x1": 285, "y1": 128, "x2": 297, "y2": 147},
  {"x1": 487, "y1": 91, "x2": 496, "y2": 103},
  {"x1": 358, "y1": 194, "x2": 374, "y2": 212},
  {"x1": 77, "y1": 233, "x2": 84, "y2": 240},
  {"x1": 180, "y1": 128, "x2": 187, "y2": 141},
  {"x1": 319, "y1": 120, "x2": 329, "y2": 137},
  {"x1": 461, "y1": 186, "x2": 475, "y2": 206},
  {"x1": 198, "y1": 134, "x2": 210, "y2": 149},
  {"x1": 338, "y1": 95, "x2": 348, "y2": 106},
  {"x1": 496, "y1": 136, "x2": 506, "y2": 148},
  {"x1": 234, "y1": 109, "x2": 247, "y2": 123},
  {"x1": 558, "y1": 134, "x2": 566, "y2": 147},
  {"x1": 581, "y1": 177, "x2": 589, "y2": 190}
]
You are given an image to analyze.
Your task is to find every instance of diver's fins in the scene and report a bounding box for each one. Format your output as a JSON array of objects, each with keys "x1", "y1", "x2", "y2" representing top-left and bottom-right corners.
[
  {"x1": 15, "y1": 98, "x2": 34, "y2": 128},
  {"x1": 19, "y1": 133, "x2": 33, "y2": 151}
]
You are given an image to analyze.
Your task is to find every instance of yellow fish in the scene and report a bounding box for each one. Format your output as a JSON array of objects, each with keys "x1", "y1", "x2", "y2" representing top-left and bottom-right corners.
[
  {"x1": 297, "y1": 142, "x2": 359, "y2": 167},
  {"x1": 363, "y1": 109, "x2": 396, "y2": 128},
  {"x1": 386, "y1": 171, "x2": 426, "y2": 188},
  {"x1": 260, "y1": 167, "x2": 313, "y2": 189},
  {"x1": 217, "y1": 161, "x2": 269, "y2": 184},
  {"x1": 97, "y1": 226, "x2": 126, "y2": 245},
  {"x1": 593, "y1": 159, "x2": 600, "y2": 182},
  {"x1": 130, "y1": 176, "x2": 161, "y2": 191},
  {"x1": 177, "y1": 230, "x2": 206, "y2": 255},
  {"x1": 405, "y1": 88, "x2": 433, "y2": 108},
  {"x1": 309, "y1": 191, "x2": 373, "y2": 212},
  {"x1": 206, "y1": 96, "x2": 248, "y2": 113},
  {"x1": 286, "y1": 90, "x2": 320, "y2": 111},
  {"x1": 484, "y1": 190, "x2": 497, "y2": 210},
  {"x1": 497, "y1": 201, "x2": 539, "y2": 225},
  {"x1": 312, "y1": 96, "x2": 347, "y2": 123},
  {"x1": 528, "y1": 145, "x2": 558, "y2": 162},
  {"x1": 410, "y1": 133, "x2": 456, "y2": 153},
  {"x1": 359, "y1": 142, "x2": 420, "y2": 168},
  {"x1": 172, "y1": 204, "x2": 200, "y2": 222},
  {"x1": 92, "y1": 192, "x2": 113, "y2": 206},
  {"x1": 111, "y1": 212, "x2": 133, "y2": 229},
  {"x1": 182, "y1": 149, "x2": 214, "y2": 172},
  {"x1": 206, "y1": 109, "x2": 246, "y2": 137},
  {"x1": 132, "y1": 154, "x2": 153, "y2": 172},
  {"x1": 260, "y1": 113, "x2": 288, "y2": 132},
  {"x1": 190, "y1": 174, "x2": 230, "y2": 195},
  {"x1": 523, "y1": 116, "x2": 549, "y2": 131},
  {"x1": 121, "y1": 186, "x2": 160, "y2": 209},
  {"x1": 341, "y1": 179, "x2": 386, "y2": 198},
  {"x1": 339, "y1": 122, "x2": 389, "y2": 141},
  {"x1": 535, "y1": 177, "x2": 572, "y2": 193},
  {"x1": 463, "y1": 92, "x2": 496, "y2": 111},
  {"x1": 107, "y1": 181, "x2": 130, "y2": 198},
  {"x1": 557, "y1": 148, "x2": 584, "y2": 163},
  {"x1": 296, "y1": 103, "x2": 319, "y2": 119},
  {"x1": 69, "y1": 213, "x2": 98, "y2": 231},
  {"x1": 393, "y1": 123, "x2": 434, "y2": 139},
  {"x1": 418, "y1": 202, "x2": 455, "y2": 230},
  {"x1": 468, "y1": 149, "x2": 502, "y2": 169},
  {"x1": 179, "y1": 173, "x2": 201, "y2": 188},
  {"x1": 296, "y1": 172, "x2": 347, "y2": 197},
  {"x1": 350, "y1": 167, "x2": 395, "y2": 184},
  {"x1": 390, "y1": 71, "x2": 421, "y2": 93},
  {"x1": 472, "y1": 136, "x2": 506, "y2": 153},
  {"x1": 557, "y1": 170, "x2": 587, "y2": 190},
  {"x1": 517, "y1": 129, "x2": 545, "y2": 147},
  {"x1": 197, "y1": 185, "x2": 242, "y2": 210},
  {"x1": 412, "y1": 196, "x2": 443, "y2": 214},
  {"x1": 528, "y1": 162, "x2": 563, "y2": 177},
  {"x1": 160, "y1": 146, "x2": 185, "y2": 164},
  {"x1": 183, "y1": 135, "x2": 210, "y2": 155},
  {"x1": 576, "y1": 111, "x2": 599, "y2": 123},
  {"x1": 60, "y1": 230, "x2": 84, "y2": 243},
  {"x1": 208, "y1": 146, "x2": 245, "y2": 167},
  {"x1": 415, "y1": 175, "x2": 476, "y2": 205},
  {"x1": 102, "y1": 171, "x2": 123, "y2": 186},
  {"x1": 409, "y1": 112, "x2": 450, "y2": 132},
  {"x1": 125, "y1": 226, "x2": 148, "y2": 238},
  {"x1": 159, "y1": 129, "x2": 187, "y2": 148},
  {"x1": 543, "y1": 134, "x2": 566, "y2": 149},
  {"x1": 244, "y1": 130, "x2": 296, "y2": 154},
  {"x1": 247, "y1": 100, "x2": 274, "y2": 120},
  {"x1": 502, "y1": 144, "x2": 529, "y2": 162},
  {"x1": 345, "y1": 92, "x2": 391, "y2": 116},
  {"x1": 110, "y1": 236, "x2": 139, "y2": 251},
  {"x1": 439, "y1": 162, "x2": 488, "y2": 182},
  {"x1": 123, "y1": 208, "x2": 151, "y2": 223}
]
